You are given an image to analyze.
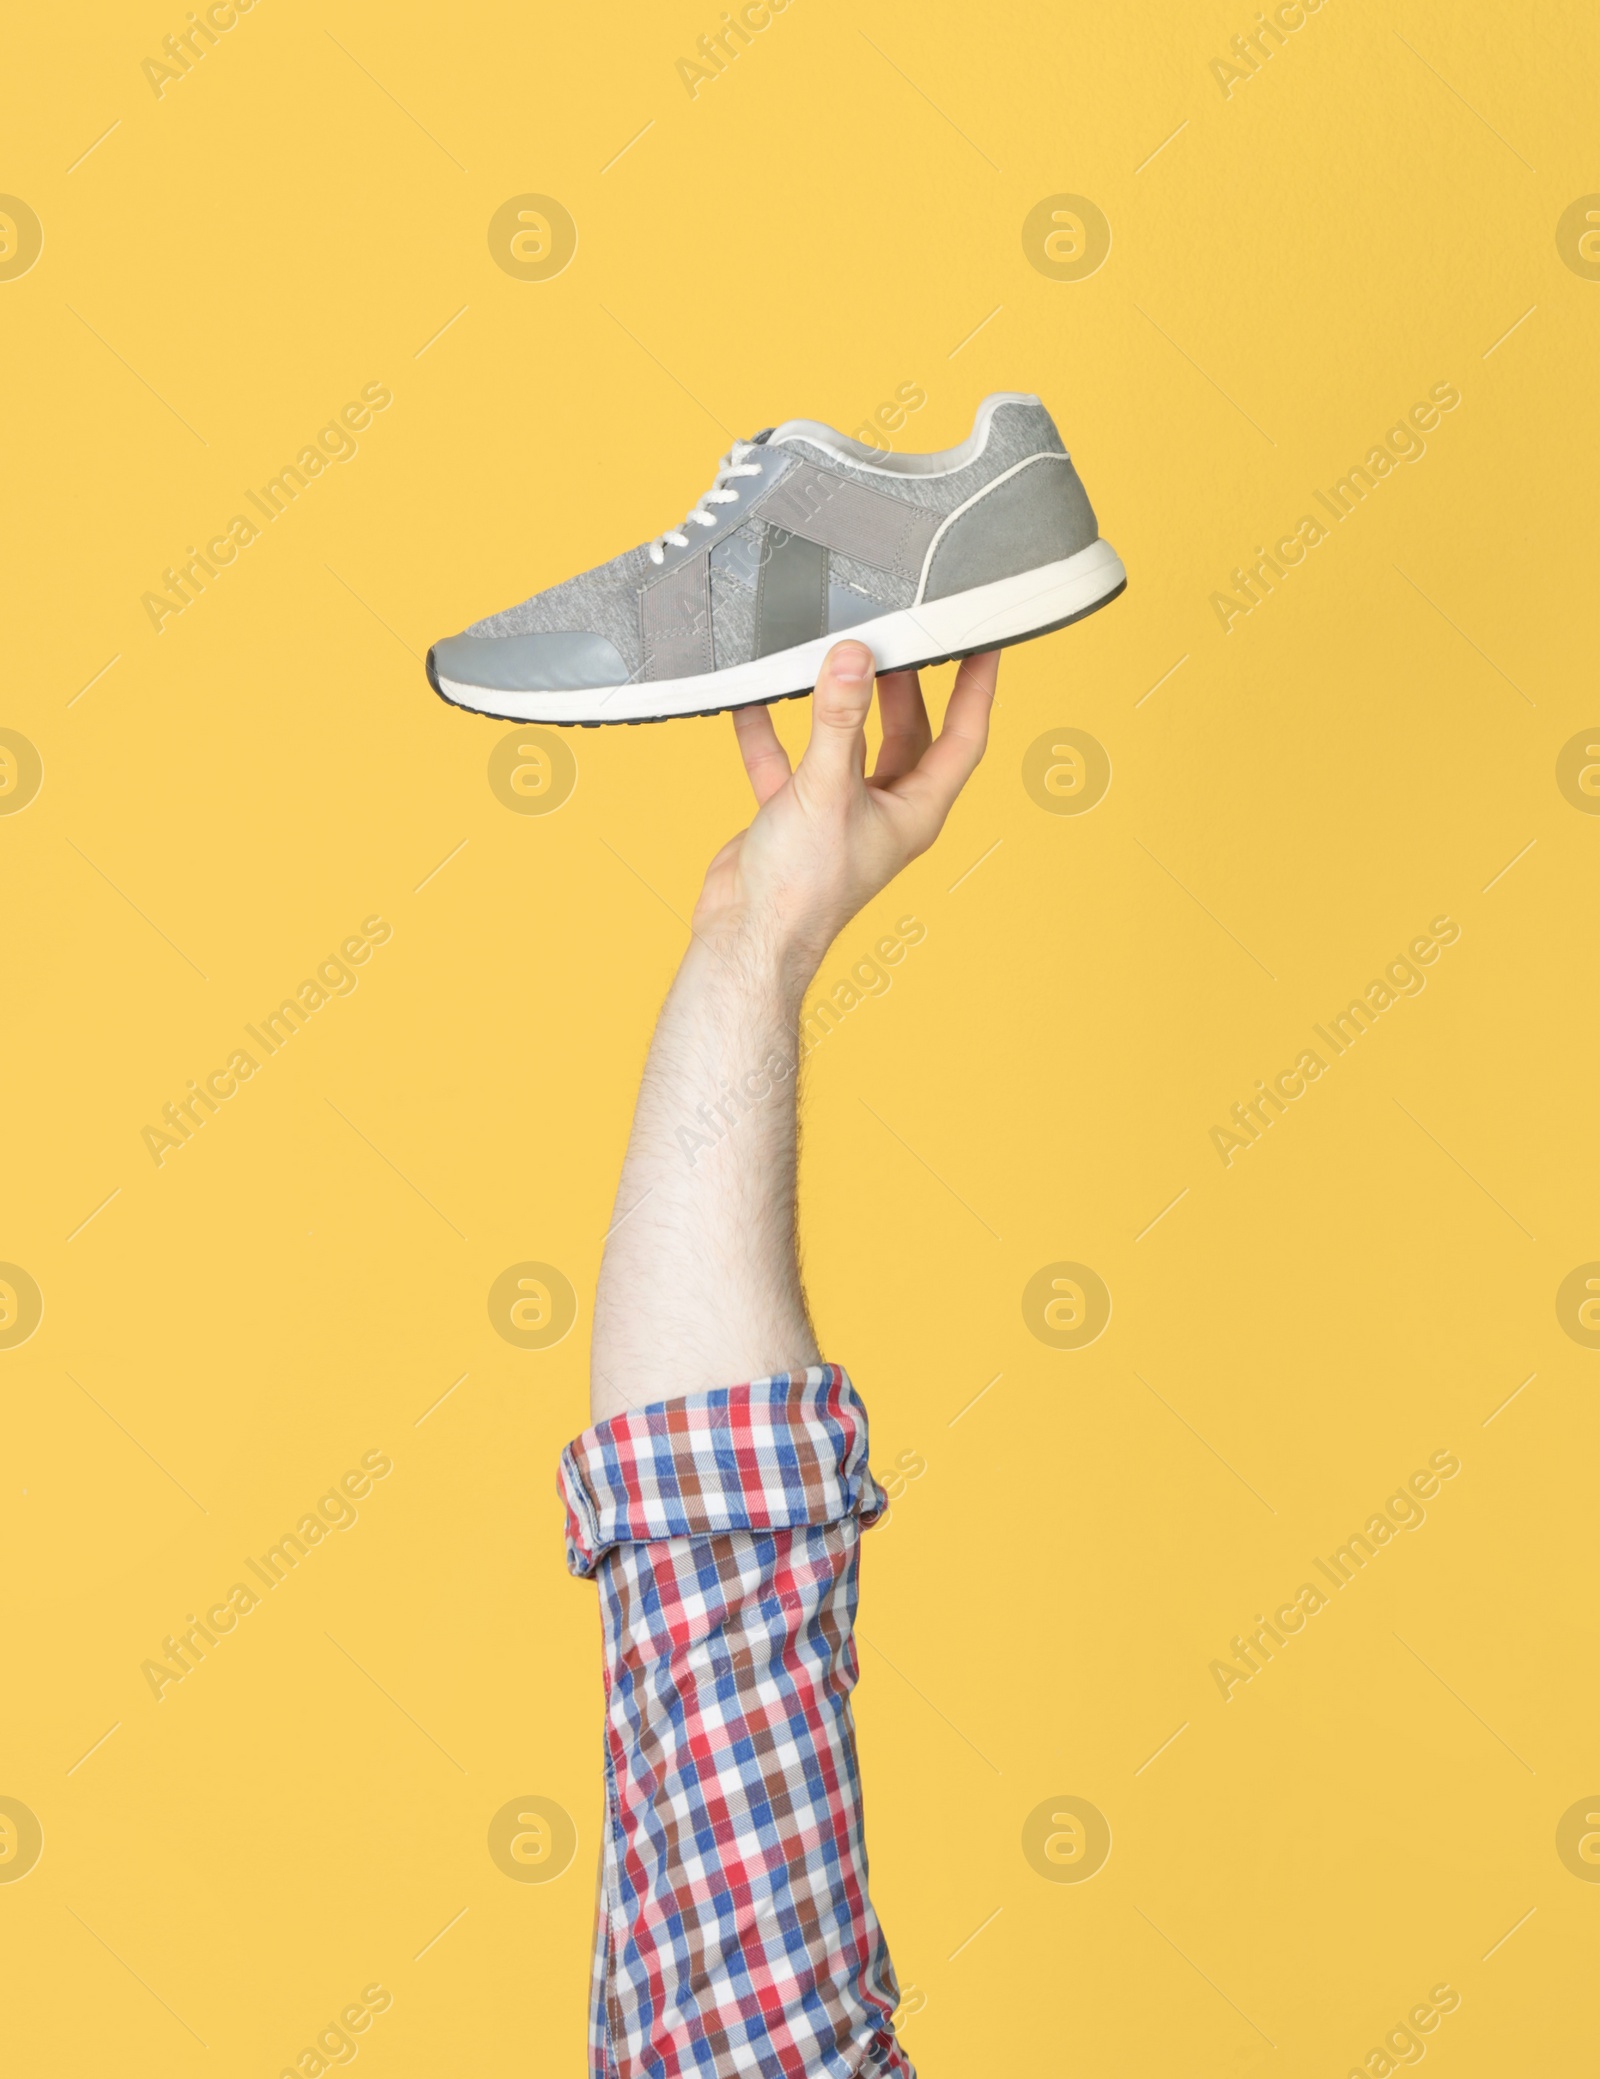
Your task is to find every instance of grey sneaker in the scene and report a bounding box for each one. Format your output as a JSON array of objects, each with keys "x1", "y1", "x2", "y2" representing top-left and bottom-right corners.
[{"x1": 426, "y1": 391, "x2": 1125, "y2": 727}]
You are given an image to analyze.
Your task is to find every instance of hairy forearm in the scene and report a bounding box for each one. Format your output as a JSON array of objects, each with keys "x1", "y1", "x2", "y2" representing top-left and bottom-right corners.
[{"x1": 590, "y1": 923, "x2": 821, "y2": 1424}]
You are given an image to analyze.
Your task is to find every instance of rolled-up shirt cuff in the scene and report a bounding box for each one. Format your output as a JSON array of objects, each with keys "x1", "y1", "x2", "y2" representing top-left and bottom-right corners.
[{"x1": 557, "y1": 1364, "x2": 887, "y2": 1577}]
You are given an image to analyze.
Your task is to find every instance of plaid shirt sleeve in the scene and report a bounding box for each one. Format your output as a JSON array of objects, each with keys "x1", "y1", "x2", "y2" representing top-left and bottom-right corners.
[{"x1": 558, "y1": 1366, "x2": 914, "y2": 2079}]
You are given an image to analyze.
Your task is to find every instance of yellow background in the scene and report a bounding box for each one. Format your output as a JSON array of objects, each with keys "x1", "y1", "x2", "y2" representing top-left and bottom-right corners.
[{"x1": 3, "y1": 0, "x2": 1596, "y2": 2070}]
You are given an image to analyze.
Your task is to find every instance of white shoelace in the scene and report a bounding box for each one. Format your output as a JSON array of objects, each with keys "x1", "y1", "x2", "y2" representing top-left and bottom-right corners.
[{"x1": 647, "y1": 442, "x2": 764, "y2": 565}]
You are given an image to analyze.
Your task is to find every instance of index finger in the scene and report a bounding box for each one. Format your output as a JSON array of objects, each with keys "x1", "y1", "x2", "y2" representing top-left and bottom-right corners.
[
  {"x1": 885, "y1": 648, "x2": 999, "y2": 820},
  {"x1": 732, "y1": 701, "x2": 793, "y2": 806}
]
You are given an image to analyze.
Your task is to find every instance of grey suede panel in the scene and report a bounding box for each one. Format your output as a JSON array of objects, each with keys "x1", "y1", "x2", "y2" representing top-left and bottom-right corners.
[
  {"x1": 711, "y1": 564, "x2": 757, "y2": 669},
  {"x1": 923, "y1": 457, "x2": 1100, "y2": 601},
  {"x1": 755, "y1": 532, "x2": 828, "y2": 655},
  {"x1": 640, "y1": 554, "x2": 712, "y2": 680},
  {"x1": 756, "y1": 463, "x2": 940, "y2": 578}
]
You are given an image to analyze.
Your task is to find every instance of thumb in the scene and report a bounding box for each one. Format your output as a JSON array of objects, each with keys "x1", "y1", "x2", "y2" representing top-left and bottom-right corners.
[{"x1": 798, "y1": 640, "x2": 876, "y2": 789}]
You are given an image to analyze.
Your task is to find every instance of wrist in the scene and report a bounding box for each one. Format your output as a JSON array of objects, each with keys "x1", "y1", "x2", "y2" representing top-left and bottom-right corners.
[{"x1": 687, "y1": 904, "x2": 821, "y2": 1016}]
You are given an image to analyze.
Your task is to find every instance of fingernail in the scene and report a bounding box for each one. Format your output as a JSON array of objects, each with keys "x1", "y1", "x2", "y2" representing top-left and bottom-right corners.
[{"x1": 829, "y1": 642, "x2": 873, "y2": 682}]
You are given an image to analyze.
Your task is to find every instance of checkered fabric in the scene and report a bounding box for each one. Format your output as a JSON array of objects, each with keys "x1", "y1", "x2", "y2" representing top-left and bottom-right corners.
[{"x1": 559, "y1": 1368, "x2": 912, "y2": 2079}]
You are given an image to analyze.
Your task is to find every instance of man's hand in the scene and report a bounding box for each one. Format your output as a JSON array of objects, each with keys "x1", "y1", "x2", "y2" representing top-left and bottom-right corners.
[{"x1": 695, "y1": 640, "x2": 1000, "y2": 983}]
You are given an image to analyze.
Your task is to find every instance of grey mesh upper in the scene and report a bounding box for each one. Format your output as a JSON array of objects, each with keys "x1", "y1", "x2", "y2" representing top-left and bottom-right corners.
[{"x1": 439, "y1": 396, "x2": 1088, "y2": 687}]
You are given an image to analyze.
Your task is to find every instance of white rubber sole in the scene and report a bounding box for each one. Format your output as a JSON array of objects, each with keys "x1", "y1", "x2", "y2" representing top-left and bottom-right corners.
[{"x1": 431, "y1": 538, "x2": 1126, "y2": 727}]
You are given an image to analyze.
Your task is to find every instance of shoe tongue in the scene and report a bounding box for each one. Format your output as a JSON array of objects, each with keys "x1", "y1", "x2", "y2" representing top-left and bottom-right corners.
[{"x1": 750, "y1": 427, "x2": 773, "y2": 444}]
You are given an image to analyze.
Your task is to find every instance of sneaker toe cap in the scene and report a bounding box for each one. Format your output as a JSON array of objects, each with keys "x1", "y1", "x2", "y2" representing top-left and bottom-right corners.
[{"x1": 430, "y1": 629, "x2": 630, "y2": 693}]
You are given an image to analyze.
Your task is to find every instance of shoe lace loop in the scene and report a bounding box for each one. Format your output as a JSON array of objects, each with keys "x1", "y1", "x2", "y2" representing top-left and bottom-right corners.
[{"x1": 647, "y1": 442, "x2": 763, "y2": 565}]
